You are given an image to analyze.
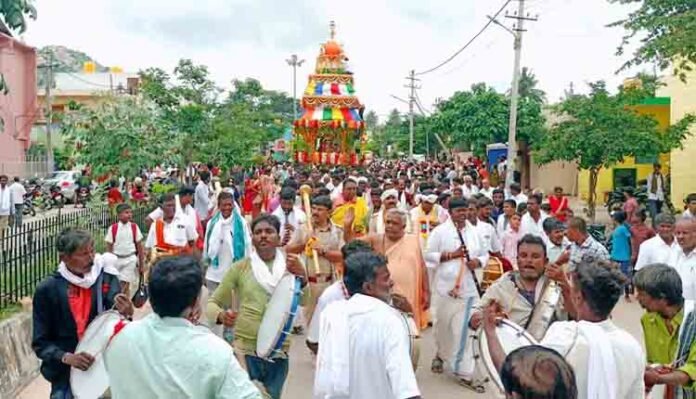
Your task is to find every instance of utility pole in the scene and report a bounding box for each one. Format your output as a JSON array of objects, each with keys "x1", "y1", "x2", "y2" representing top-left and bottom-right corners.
[
  {"x1": 503, "y1": 0, "x2": 537, "y2": 190},
  {"x1": 41, "y1": 51, "x2": 57, "y2": 174},
  {"x1": 405, "y1": 70, "x2": 420, "y2": 159},
  {"x1": 286, "y1": 54, "x2": 305, "y2": 123}
]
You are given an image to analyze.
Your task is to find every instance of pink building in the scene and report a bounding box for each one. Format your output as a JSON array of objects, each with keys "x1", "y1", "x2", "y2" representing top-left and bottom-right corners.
[{"x1": 0, "y1": 29, "x2": 37, "y2": 177}]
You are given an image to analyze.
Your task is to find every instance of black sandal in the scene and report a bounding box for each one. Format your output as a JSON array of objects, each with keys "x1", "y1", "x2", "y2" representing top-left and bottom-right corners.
[
  {"x1": 431, "y1": 357, "x2": 444, "y2": 374},
  {"x1": 459, "y1": 379, "x2": 486, "y2": 393}
]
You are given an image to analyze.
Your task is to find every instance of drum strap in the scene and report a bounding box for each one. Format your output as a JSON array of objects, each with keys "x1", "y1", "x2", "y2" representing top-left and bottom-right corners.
[
  {"x1": 523, "y1": 278, "x2": 550, "y2": 331},
  {"x1": 96, "y1": 272, "x2": 104, "y2": 314}
]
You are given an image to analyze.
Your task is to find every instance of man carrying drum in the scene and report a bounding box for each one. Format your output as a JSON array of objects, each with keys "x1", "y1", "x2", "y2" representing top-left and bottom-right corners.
[
  {"x1": 206, "y1": 214, "x2": 307, "y2": 399},
  {"x1": 32, "y1": 228, "x2": 134, "y2": 399},
  {"x1": 483, "y1": 259, "x2": 645, "y2": 399},
  {"x1": 144, "y1": 193, "x2": 199, "y2": 263}
]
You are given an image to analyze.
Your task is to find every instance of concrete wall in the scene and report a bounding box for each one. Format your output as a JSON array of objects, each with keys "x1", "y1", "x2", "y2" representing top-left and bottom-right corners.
[
  {"x1": 530, "y1": 160, "x2": 579, "y2": 196},
  {"x1": 659, "y1": 71, "x2": 696, "y2": 208},
  {"x1": 0, "y1": 312, "x2": 39, "y2": 399}
]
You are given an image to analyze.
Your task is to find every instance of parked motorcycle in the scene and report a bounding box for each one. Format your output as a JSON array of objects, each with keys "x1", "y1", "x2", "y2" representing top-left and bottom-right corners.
[
  {"x1": 22, "y1": 195, "x2": 36, "y2": 217},
  {"x1": 75, "y1": 186, "x2": 91, "y2": 208},
  {"x1": 30, "y1": 186, "x2": 52, "y2": 211},
  {"x1": 48, "y1": 184, "x2": 65, "y2": 208}
]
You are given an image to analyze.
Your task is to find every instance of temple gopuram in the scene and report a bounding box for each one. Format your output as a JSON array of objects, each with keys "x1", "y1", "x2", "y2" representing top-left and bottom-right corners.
[{"x1": 293, "y1": 22, "x2": 366, "y2": 166}]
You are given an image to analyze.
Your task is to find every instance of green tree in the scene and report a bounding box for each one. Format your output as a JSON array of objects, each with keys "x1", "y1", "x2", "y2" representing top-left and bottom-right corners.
[
  {"x1": 535, "y1": 80, "x2": 695, "y2": 221},
  {"x1": 61, "y1": 96, "x2": 174, "y2": 178},
  {"x1": 517, "y1": 67, "x2": 547, "y2": 104},
  {"x1": 0, "y1": 0, "x2": 36, "y2": 33},
  {"x1": 609, "y1": 0, "x2": 696, "y2": 81}
]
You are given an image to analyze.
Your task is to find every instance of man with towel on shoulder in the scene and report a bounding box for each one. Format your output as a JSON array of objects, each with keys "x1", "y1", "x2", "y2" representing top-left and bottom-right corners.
[
  {"x1": 315, "y1": 252, "x2": 421, "y2": 399},
  {"x1": 482, "y1": 259, "x2": 645, "y2": 398}
]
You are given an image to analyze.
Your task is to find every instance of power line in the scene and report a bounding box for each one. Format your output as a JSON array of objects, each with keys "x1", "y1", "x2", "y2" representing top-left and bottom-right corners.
[{"x1": 415, "y1": 0, "x2": 513, "y2": 76}]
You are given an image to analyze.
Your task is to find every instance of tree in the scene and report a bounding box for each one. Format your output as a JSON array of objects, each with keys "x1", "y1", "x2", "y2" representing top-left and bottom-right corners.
[
  {"x1": 534, "y1": 80, "x2": 695, "y2": 221},
  {"x1": 0, "y1": 0, "x2": 36, "y2": 34},
  {"x1": 515, "y1": 67, "x2": 547, "y2": 104},
  {"x1": 61, "y1": 96, "x2": 174, "y2": 178},
  {"x1": 608, "y1": 0, "x2": 696, "y2": 81}
]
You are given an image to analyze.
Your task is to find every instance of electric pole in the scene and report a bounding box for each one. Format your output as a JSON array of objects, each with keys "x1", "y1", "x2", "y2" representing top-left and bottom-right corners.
[
  {"x1": 286, "y1": 54, "x2": 305, "y2": 123},
  {"x1": 503, "y1": 0, "x2": 537, "y2": 190},
  {"x1": 39, "y1": 51, "x2": 58, "y2": 174},
  {"x1": 405, "y1": 70, "x2": 420, "y2": 159}
]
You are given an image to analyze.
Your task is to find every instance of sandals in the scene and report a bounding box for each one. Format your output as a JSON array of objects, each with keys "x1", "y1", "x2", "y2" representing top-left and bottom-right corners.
[
  {"x1": 431, "y1": 357, "x2": 444, "y2": 374},
  {"x1": 458, "y1": 378, "x2": 486, "y2": 393}
]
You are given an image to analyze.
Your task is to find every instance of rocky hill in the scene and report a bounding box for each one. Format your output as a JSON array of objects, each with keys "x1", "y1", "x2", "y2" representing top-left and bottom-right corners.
[{"x1": 37, "y1": 45, "x2": 107, "y2": 73}]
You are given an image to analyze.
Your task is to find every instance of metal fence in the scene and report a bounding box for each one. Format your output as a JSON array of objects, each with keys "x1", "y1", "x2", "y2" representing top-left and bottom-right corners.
[{"x1": 0, "y1": 205, "x2": 151, "y2": 310}]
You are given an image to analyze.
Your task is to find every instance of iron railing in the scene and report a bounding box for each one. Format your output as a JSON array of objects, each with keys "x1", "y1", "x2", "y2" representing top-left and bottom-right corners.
[{"x1": 0, "y1": 206, "x2": 150, "y2": 309}]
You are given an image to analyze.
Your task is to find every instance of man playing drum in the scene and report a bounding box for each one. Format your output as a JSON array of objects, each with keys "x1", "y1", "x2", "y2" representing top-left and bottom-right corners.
[
  {"x1": 32, "y1": 228, "x2": 134, "y2": 399},
  {"x1": 424, "y1": 197, "x2": 488, "y2": 381},
  {"x1": 635, "y1": 264, "x2": 696, "y2": 398},
  {"x1": 206, "y1": 214, "x2": 307, "y2": 399},
  {"x1": 144, "y1": 193, "x2": 199, "y2": 262},
  {"x1": 483, "y1": 259, "x2": 645, "y2": 399},
  {"x1": 105, "y1": 256, "x2": 262, "y2": 399},
  {"x1": 315, "y1": 252, "x2": 421, "y2": 399}
]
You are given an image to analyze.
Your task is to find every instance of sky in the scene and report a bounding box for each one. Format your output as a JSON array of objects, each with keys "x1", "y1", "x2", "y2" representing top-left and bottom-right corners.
[{"x1": 24, "y1": 0, "x2": 645, "y2": 121}]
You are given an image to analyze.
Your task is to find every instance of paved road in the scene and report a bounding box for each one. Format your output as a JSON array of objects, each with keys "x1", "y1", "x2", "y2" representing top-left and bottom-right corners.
[{"x1": 18, "y1": 298, "x2": 645, "y2": 399}]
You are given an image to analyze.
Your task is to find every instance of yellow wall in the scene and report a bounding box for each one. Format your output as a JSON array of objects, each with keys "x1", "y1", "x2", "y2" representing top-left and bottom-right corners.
[
  {"x1": 658, "y1": 71, "x2": 696, "y2": 208},
  {"x1": 577, "y1": 102, "x2": 671, "y2": 203}
]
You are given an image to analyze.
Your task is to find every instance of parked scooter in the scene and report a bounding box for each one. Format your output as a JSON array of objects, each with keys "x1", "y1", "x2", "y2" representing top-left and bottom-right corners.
[{"x1": 22, "y1": 194, "x2": 36, "y2": 217}]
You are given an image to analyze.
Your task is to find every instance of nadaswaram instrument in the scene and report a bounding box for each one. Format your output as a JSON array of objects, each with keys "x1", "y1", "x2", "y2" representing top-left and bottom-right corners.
[{"x1": 299, "y1": 184, "x2": 321, "y2": 275}]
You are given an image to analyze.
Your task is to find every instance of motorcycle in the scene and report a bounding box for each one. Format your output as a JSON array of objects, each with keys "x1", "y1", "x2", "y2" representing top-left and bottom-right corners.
[
  {"x1": 75, "y1": 186, "x2": 91, "y2": 208},
  {"x1": 30, "y1": 186, "x2": 52, "y2": 211},
  {"x1": 48, "y1": 185, "x2": 65, "y2": 208},
  {"x1": 22, "y1": 194, "x2": 36, "y2": 217}
]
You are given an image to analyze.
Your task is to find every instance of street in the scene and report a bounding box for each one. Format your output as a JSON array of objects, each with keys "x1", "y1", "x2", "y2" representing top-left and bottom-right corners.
[{"x1": 18, "y1": 297, "x2": 645, "y2": 399}]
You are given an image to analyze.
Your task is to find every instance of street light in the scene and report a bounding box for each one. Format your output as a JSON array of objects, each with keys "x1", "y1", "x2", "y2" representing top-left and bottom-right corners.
[{"x1": 286, "y1": 55, "x2": 305, "y2": 122}]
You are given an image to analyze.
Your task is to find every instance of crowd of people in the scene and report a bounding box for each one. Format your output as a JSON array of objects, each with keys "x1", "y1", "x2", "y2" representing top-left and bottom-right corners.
[{"x1": 28, "y1": 157, "x2": 696, "y2": 399}]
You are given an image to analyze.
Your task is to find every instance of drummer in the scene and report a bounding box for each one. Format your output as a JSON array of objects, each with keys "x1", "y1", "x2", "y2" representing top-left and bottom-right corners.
[
  {"x1": 206, "y1": 214, "x2": 307, "y2": 399},
  {"x1": 469, "y1": 234, "x2": 574, "y2": 332},
  {"x1": 482, "y1": 259, "x2": 645, "y2": 398},
  {"x1": 32, "y1": 228, "x2": 134, "y2": 399}
]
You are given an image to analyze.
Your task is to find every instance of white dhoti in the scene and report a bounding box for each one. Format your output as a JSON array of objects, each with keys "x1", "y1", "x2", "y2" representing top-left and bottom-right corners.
[
  {"x1": 115, "y1": 255, "x2": 138, "y2": 284},
  {"x1": 435, "y1": 294, "x2": 478, "y2": 379}
]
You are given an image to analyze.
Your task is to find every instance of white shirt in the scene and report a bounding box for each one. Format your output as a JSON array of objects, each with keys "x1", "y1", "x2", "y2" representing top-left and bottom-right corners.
[
  {"x1": 634, "y1": 235, "x2": 679, "y2": 270},
  {"x1": 496, "y1": 214, "x2": 510, "y2": 237},
  {"x1": 520, "y1": 211, "x2": 549, "y2": 239},
  {"x1": 105, "y1": 222, "x2": 144, "y2": 257},
  {"x1": 461, "y1": 184, "x2": 479, "y2": 199},
  {"x1": 684, "y1": 209, "x2": 695, "y2": 220},
  {"x1": 425, "y1": 219, "x2": 488, "y2": 298},
  {"x1": 668, "y1": 246, "x2": 696, "y2": 301},
  {"x1": 194, "y1": 181, "x2": 210, "y2": 220},
  {"x1": 473, "y1": 220, "x2": 501, "y2": 254},
  {"x1": 318, "y1": 294, "x2": 420, "y2": 399},
  {"x1": 0, "y1": 186, "x2": 11, "y2": 215},
  {"x1": 9, "y1": 182, "x2": 26, "y2": 205},
  {"x1": 272, "y1": 206, "x2": 307, "y2": 240},
  {"x1": 479, "y1": 187, "x2": 494, "y2": 199},
  {"x1": 508, "y1": 192, "x2": 528, "y2": 206},
  {"x1": 541, "y1": 320, "x2": 645, "y2": 399},
  {"x1": 149, "y1": 203, "x2": 199, "y2": 232},
  {"x1": 145, "y1": 216, "x2": 198, "y2": 249},
  {"x1": 204, "y1": 218, "x2": 235, "y2": 283},
  {"x1": 307, "y1": 281, "x2": 348, "y2": 344},
  {"x1": 646, "y1": 173, "x2": 665, "y2": 201},
  {"x1": 105, "y1": 314, "x2": 261, "y2": 399}
]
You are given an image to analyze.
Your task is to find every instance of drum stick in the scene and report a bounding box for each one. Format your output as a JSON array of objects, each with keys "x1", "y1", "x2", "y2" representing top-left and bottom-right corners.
[
  {"x1": 299, "y1": 185, "x2": 321, "y2": 275},
  {"x1": 453, "y1": 227, "x2": 483, "y2": 297}
]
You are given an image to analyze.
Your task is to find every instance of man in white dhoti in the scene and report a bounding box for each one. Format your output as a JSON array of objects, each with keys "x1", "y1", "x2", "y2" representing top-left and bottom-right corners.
[
  {"x1": 425, "y1": 197, "x2": 488, "y2": 385},
  {"x1": 315, "y1": 252, "x2": 421, "y2": 399},
  {"x1": 483, "y1": 259, "x2": 645, "y2": 399}
]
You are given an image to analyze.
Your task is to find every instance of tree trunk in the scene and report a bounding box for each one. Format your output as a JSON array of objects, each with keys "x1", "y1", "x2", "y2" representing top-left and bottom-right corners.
[{"x1": 588, "y1": 167, "x2": 598, "y2": 223}]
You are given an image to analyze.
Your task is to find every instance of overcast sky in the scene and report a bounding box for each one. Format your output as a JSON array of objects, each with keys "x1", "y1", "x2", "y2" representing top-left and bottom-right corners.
[{"x1": 25, "y1": 0, "x2": 645, "y2": 121}]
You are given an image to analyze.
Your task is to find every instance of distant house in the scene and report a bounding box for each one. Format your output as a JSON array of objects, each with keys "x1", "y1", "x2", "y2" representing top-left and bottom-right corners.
[{"x1": 0, "y1": 29, "x2": 38, "y2": 177}]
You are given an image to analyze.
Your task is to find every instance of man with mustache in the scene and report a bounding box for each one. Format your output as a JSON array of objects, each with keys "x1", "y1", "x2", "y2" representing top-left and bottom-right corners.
[{"x1": 207, "y1": 214, "x2": 307, "y2": 399}]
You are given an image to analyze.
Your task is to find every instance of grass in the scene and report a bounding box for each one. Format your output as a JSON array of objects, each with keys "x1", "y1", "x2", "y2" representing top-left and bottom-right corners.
[{"x1": 0, "y1": 303, "x2": 23, "y2": 321}]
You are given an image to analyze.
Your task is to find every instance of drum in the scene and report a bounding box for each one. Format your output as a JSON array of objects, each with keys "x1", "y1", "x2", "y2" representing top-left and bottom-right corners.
[
  {"x1": 481, "y1": 257, "x2": 504, "y2": 290},
  {"x1": 256, "y1": 274, "x2": 303, "y2": 359},
  {"x1": 398, "y1": 312, "x2": 420, "y2": 371},
  {"x1": 71, "y1": 310, "x2": 128, "y2": 399},
  {"x1": 474, "y1": 319, "x2": 538, "y2": 395}
]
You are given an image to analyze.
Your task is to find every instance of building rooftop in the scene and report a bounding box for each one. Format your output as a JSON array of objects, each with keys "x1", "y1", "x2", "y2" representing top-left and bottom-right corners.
[{"x1": 38, "y1": 72, "x2": 140, "y2": 97}]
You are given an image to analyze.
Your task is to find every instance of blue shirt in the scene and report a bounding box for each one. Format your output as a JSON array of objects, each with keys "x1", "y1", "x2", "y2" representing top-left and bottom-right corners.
[{"x1": 611, "y1": 223, "x2": 632, "y2": 262}]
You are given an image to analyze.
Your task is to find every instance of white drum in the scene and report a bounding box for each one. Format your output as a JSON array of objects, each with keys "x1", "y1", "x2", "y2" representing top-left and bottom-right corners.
[
  {"x1": 70, "y1": 310, "x2": 127, "y2": 399},
  {"x1": 474, "y1": 319, "x2": 538, "y2": 395},
  {"x1": 398, "y1": 312, "x2": 420, "y2": 371},
  {"x1": 256, "y1": 274, "x2": 302, "y2": 359}
]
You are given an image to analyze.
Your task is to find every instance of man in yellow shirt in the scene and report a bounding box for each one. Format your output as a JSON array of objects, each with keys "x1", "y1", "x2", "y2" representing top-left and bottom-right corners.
[{"x1": 635, "y1": 263, "x2": 696, "y2": 398}]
